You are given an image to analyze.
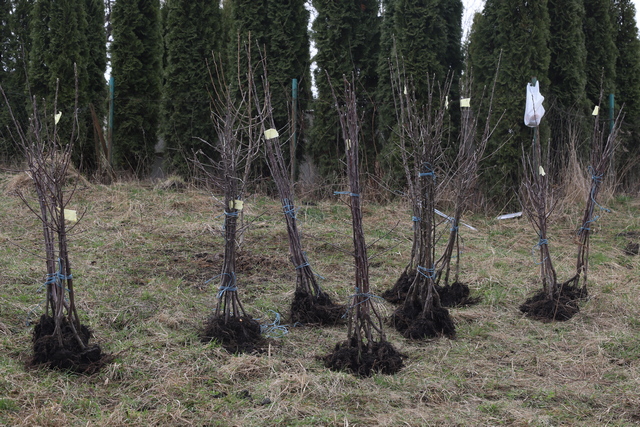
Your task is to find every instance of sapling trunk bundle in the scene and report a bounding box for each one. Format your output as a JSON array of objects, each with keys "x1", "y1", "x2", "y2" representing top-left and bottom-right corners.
[
  {"x1": 322, "y1": 76, "x2": 403, "y2": 377},
  {"x1": 1, "y1": 81, "x2": 108, "y2": 373},
  {"x1": 434, "y1": 68, "x2": 497, "y2": 307},
  {"x1": 197, "y1": 53, "x2": 263, "y2": 352},
  {"x1": 378, "y1": 63, "x2": 454, "y2": 339},
  {"x1": 519, "y1": 90, "x2": 620, "y2": 321},
  {"x1": 253, "y1": 63, "x2": 343, "y2": 325}
]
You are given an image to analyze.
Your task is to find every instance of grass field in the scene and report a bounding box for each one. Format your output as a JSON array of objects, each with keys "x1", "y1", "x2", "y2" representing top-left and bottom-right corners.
[{"x1": 1, "y1": 172, "x2": 639, "y2": 426}]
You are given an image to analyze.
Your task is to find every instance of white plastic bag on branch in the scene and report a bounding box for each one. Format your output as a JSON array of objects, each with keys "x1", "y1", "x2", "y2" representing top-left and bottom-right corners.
[{"x1": 524, "y1": 81, "x2": 545, "y2": 127}]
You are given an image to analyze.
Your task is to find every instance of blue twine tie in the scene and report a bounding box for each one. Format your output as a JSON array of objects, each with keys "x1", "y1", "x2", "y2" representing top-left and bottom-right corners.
[
  {"x1": 419, "y1": 163, "x2": 436, "y2": 179},
  {"x1": 412, "y1": 216, "x2": 421, "y2": 222},
  {"x1": 205, "y1": 272, "x2": 238, "y2": 298},
  {"x1": 282, "y1": 198, "x2": 297, "y2": 219},
  {"x1": 342, "y1": 287, "x2": 384, "y2": 318},
  {"x1": 44, "y1": 258, "x2": 72, "y2": 292},
  {"x1": 532, "y1": 238, "x2": 549, "y2": 264},
  {"x1": 417, "y1": 265, "x2": 436, "y2": 280},
  {"x1": 588, "y1": 166, "x2": 611, "y2": 213}
]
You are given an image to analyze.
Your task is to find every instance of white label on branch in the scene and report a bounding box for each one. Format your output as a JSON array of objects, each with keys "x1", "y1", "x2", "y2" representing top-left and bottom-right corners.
[
  {"x1": 539, "y1": 166, "x2": 546, "y2": 176},
  {"x1": 460, "y1": 98, "x2": 471, "y2": 108},
  {"x1": 264, "y1": 129, "x2": 279, "y2": 140},
  {"x1": 54, "y1": 111, "x2": 62, "y2": 124},
  {"x1": 592, "y1": 105, "x2": 599, "y2": 116}
]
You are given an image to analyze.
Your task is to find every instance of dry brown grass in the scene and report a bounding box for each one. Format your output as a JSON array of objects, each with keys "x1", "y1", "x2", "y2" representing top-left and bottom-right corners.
[{"x1": 1, "y1": 172, "x2": 639, "y2": 426}]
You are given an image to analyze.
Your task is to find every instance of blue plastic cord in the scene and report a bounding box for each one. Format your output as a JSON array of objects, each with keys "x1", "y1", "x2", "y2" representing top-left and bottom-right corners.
[
  {"x1": 259, "y1": 310, "x2": 294, "y2": 338},
  {"x1": 532, "y1": 237, "x2": 549, "y2": 265}
]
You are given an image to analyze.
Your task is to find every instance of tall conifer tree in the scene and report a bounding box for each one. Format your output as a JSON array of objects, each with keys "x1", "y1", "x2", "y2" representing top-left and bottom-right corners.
[
  {"x1": 161, "y1": 0, "x2": 223, "y2": 175},
  {"x1": 310, "y1": 0, "x2": 380, "y2": 177},
  {"x1": 584, "y1": 0, "x2": 618, "y2": 107},
  {"x1": 614, "y1": 0, "x2": 640, "y2": 180},
  {"x1": 111, "y1": 0, "x2": 162, "y2": 175},
  {"x1": 468, "y1": 0, "x2": 551, "y2": 204},
  {"x1": 376, "y1": 0, "x2": 463, "y2": 180}
]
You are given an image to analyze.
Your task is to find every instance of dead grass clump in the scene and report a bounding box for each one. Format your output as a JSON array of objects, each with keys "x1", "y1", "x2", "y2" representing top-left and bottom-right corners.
[{"x1": 154, "y1": 175, "x2": 187, "y2": 191}]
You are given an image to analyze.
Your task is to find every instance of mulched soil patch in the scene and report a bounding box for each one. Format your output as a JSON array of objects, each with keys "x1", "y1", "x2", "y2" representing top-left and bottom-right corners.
[
  {"x1": 519, "y1": 284, "x2": 588, "y2": 322},
  {"x1": 202, "y1": 315, "x2": 264, "y2": 353},
  {"x1": 390, "y1": 300, "x2": 456, "y2": 339},
  {"x1": 322, "y1": 337, "x2": 405, "y2": 377},
  {"x1": 290, "y1": 289, "x2": 345, "y2": 325},
  {"x1": 30, "y1": 315, "x2": 111, "y2": 374}
]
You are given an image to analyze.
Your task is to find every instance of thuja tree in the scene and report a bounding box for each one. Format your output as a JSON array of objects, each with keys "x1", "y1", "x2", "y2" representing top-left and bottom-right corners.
[
  {"x1": 519, "y1": 90, "x2": 620, "y2": 321},
  {"x1": 1, "y1": 82, "x2": 108, "y2": 372},
  {"x1": 161, "y1": 0, "x2": 223, "y2": 175},
  {"x1": 310, "y1": 0, "x2": 380, "y2": 178},
  {"x1": 322, "y1": 76, "x2": 403, "y2": 377},
  {"x1": 111, "y1": 0, "x2": 163, "y2": 176},
  {"x1": 381, "y1": 68, "x2": 454, "y2": 339},
  {"x1": 253, "y1": 61, "x2": 343, "y2": 325},
  {"x1": 196, "y1": 57, "x2": 264, "y2": 353}
]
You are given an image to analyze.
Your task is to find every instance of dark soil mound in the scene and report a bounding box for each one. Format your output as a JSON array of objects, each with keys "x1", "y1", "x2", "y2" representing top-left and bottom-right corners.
[
  {"x1": 290, "y1": 289, "x2": 345, "y2": 325},
  {"x1": 31, "y1": 315, "x2": 109, "y2": 374},
  {"x1": 202, "y1": 315, "x2": 263, "y2": 353},
  {"x1": 382, "y1": 270, "x2": 416, "y2": 304},
  {"x1": 322, "y1": 337, "x2": 405, "y2": 377},
  {"x1": 391, "y1": 301, "x2": 456, "y2": 339},
  {"x1": 436, "y1": 282, "x2": 480, "y2": 307},
  {"x1": 519, "y1": 284, "x2": 587, "y2": 322}
]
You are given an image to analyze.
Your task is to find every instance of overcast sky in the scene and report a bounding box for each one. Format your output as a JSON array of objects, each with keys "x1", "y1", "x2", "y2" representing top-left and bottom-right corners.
[{"x1": 462, "y1": 0, "x2": 640, "y2": 38}]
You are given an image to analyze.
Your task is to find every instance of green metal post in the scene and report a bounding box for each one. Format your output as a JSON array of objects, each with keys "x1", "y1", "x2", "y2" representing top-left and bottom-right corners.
[
  {"x1": 609, "y1": 93, "x2": 615, "y2": 133},
  {"x1": 108, "y1": 77, "x2": 115, "y2": 166},
  {"x1": 290, "y1": 78, "x2": 298, "y2": 183}
]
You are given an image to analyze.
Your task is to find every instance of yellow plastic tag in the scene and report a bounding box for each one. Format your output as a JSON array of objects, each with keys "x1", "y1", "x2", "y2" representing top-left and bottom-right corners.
[
  {"x1": 460, "y1": 98, "x2": 471, "y2": 108},
  {"x1": 264, "y1": 129, "x2": 279, "y2": 140},
  {"x1": 538, "y1": 166, "x2": 546, "y2": 176},
  {"x1": 445, "y1": 96, "x2": 449, "y2": 110},
  {"x1": 54, "y1": 112, "x2": 62, "y2": 124},
  {"x1": 592, "y1": 106, "x2": 599, "y2": 116},
  {"x1": 57, "y1": 207, "x2": 77, "y2": 223},
  {"x1": 229, "y1": 200, "x2": 244, "y2": 211},
  {"x1": 403, "y1": 86, "x2": 408, "y2": 95},
  {"x1": 345, "y1": 139, "x2": 351, "y2": 150}
]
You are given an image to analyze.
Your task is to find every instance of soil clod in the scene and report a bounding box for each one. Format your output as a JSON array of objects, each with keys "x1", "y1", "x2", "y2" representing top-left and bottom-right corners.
[
  {"x1": 391, "y1": 301, "x2": 456, "y2": 339},
  {"x1": 519, "y1": 284, "x2": 588, "y2": 322},
  {"x1": 30, "y1": 315, "x2": 110, "y2": 374},
  {"x1": 290, "y1": 290, "x2": 344, "y2": 325},
  {"x1": 382, "y1": 270, "x2": 416, "y2": 304},
  {"x1": 322, "y1": 338, "x2": 405, "y2": 377},
  {"x1": 436, "y1": 282, "x2": 480, "y2": 307},
  {"x1": 202, "y1": 315, "x2": 264, "y2": 353}
]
